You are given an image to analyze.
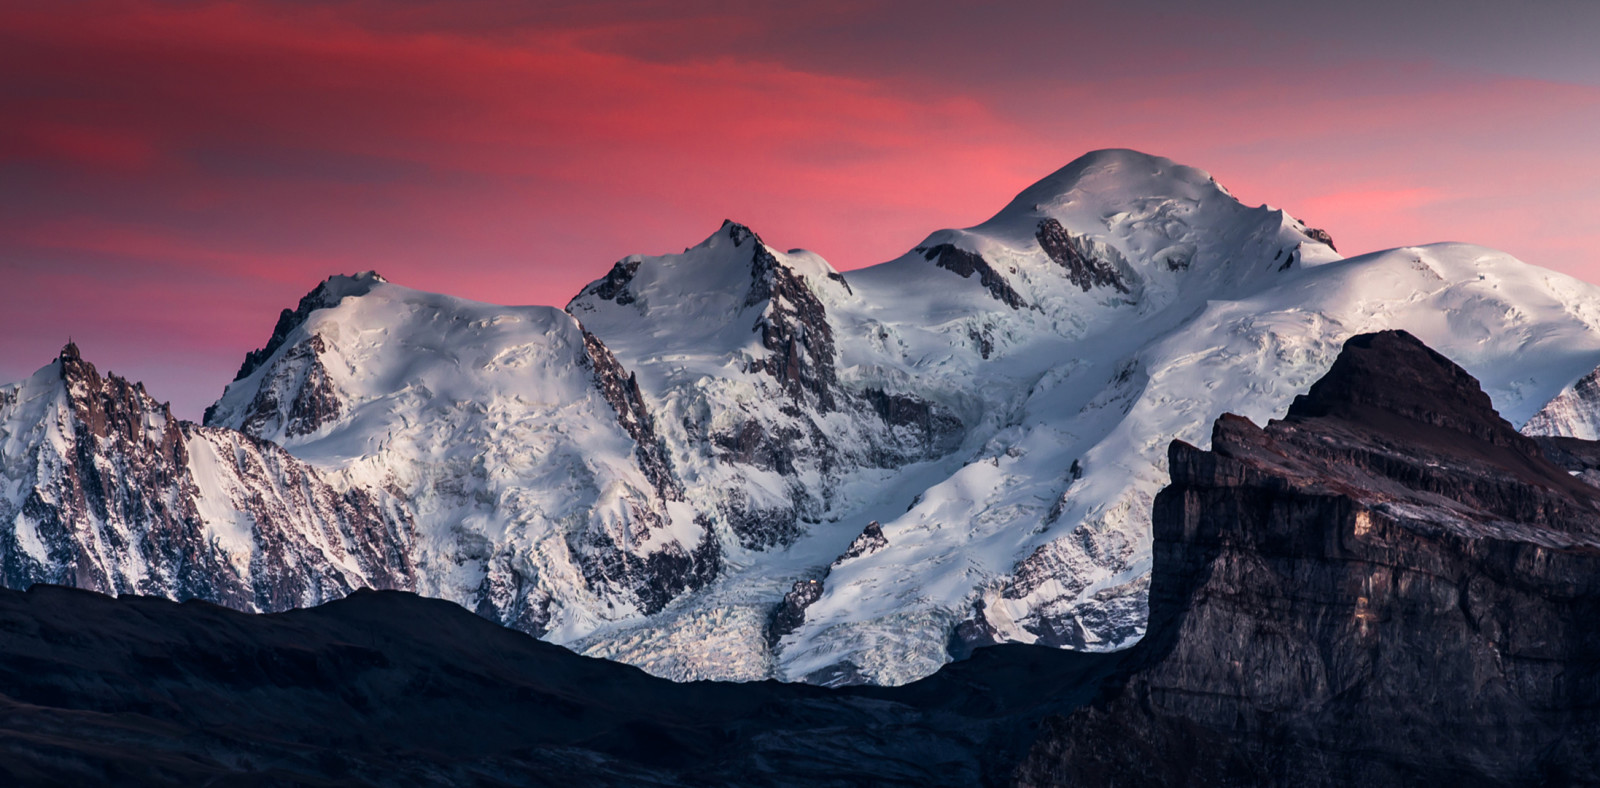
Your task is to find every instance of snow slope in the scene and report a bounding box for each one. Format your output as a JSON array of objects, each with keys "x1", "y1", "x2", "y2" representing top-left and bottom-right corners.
[
  {"x1": 561, "y1": 150, "x2": 1600, "y2": 684},
  {"x1": 1524, "y1": 364, "x2": 1600, "y2": 440},
  {"x1": 12, "y1": 148, "x2": 1600, "y2": 686},
  {"x1": 0, "y1": 344, "x2": 414, "y2": 607},
  {"x1": 785, "y1": 240, "x2": 1600, "y2": 683},
  {"x1": 208, "y1": 276, "x2": 721, "y2": 641}
]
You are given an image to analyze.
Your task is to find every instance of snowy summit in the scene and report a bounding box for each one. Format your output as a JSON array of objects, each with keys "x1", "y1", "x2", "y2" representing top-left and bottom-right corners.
[{"x1": 6, "y1": 149, "x2": 1600, "y2": 686}]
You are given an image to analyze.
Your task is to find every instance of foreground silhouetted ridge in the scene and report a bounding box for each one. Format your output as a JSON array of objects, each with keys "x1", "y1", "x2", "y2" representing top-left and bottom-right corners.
[
  {"x1": 5, "y1": 330, "x2": 1600, "y2": 786},
  {"x1": 0, "y1": 583, "x2": 1116, "y2": 786},
  {"x1": 11, "y1": 150, "x2": 1600, "y2": 687},
  {"x1": 1019, "y1": 330, "x2": 1600, "y2": 786}
]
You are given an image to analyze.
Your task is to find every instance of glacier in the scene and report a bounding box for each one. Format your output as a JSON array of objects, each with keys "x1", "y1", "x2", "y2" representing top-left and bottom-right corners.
[{"x1": 8, "y1": 148, "x2": 1600, "y2": 686}]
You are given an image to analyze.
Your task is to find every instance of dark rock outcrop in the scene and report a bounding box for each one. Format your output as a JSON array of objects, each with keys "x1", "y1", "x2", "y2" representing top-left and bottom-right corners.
[
  {"x1": 1016, "y1": 330, "x2": 1600, "y2": 786},
  {"x1": 233, "y1": 333, "x2": 345, "y2": 439},
  {"x1": 920, "y1": 243, "x2": 1027, "y2": 309},
  {"x1": 2, "y1": 346, "x2": 416, "y2": 613},
  {"x1": 766, "y1": 576, "x2": 825, "y2": 646},
  {"x1": 1303, "y1": 226, "x2": 1337, "y2": 251},
  {"x1": 767, "y1": 519, "x2": 892, "y2": 646},
  {"x1": 1035, "y1": 219, "x2": 1130, "y2": 294},
  {"x1": 590, "y1": 258, "x2": 643, "y2": 305},
  {"x1": 226, "y1": 272, "x2": 385, "y2": 384},
  {"x1": 836, "y1": 520, "x2": 887, "y2": 564},
  {"x1": 738, "y1": 223, "x2": 840, "y2": 408},
  {"x1": 1534, "y1": 434, "x2": 1600, "y2": 488},
  {"x1": 578, "y1": 327, "x2": 683, "y2": 501},
  {"x1": 861, "y1": 389, "x2": 965, "y2": 462},
  {"x1": 568, "y1": 511, "x2": 721, "y2": 617}
]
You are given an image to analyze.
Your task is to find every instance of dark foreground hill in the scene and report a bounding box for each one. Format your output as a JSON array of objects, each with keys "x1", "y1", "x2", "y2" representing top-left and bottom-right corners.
[{"x1": 4, "y1": 330, "x2": 1600, "y2": 786}]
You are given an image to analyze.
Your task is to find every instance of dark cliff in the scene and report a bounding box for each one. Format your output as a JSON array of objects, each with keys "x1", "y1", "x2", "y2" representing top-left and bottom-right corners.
[
  {"x1": 7, "y1": 330, "x2": 1600, "y2": 786},
  {"x1": 0, "y1": 583, "x2": 1117, "y2": 787},
  {"x1": 1017, "y1": 330, "x2": 1600, "y2": 786}
]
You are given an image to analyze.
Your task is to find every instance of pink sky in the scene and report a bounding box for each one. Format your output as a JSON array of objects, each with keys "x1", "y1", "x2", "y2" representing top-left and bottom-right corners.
[{"x1": 3, "y1": 0, "x2": 1599, "y2": 418}]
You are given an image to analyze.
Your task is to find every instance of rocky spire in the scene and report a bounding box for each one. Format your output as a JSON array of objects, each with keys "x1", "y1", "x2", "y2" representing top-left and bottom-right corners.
[{"x1": 231, "y1": 272, "x2": 386, "y2": 382}]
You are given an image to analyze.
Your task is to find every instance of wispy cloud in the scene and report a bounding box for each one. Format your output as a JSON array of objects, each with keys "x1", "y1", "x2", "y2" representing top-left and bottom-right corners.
[{"x1": 1, "y1": 0, "x2": 1597, "y2": 417}]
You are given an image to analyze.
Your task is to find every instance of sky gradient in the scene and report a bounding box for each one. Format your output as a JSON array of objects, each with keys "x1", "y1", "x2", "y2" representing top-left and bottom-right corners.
[{"x1": 4, "y1": 0, "x2": 1599, "y2": 418}]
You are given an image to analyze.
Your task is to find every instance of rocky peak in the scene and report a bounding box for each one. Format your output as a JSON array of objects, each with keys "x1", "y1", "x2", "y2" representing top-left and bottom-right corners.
[
  {"x1": 1523, "y1": 364, "x2": 1600, "y2": 441},
  {"x1": 1286, "y1": 330, "x2": 1546, "y2": 457},
  {"x1": 1216, "y1": 330, "x2": 1600, "y2": 535},
  {"x1": 230, "y1": 271, "x2": 386, "y2": 383},
  {"x1": 659, "y1": 220, "x2": 843, "y2": 406},
  {"x1": 51, "y1": 345, "x2": 182, "y2": 463},
  {"x1": 835, "y1": 520, "x2": 887, "y2": 564},
  {"x1": 571, "y1": 220, "x2": 827, "y2": 316},
  {"x1": 723, "y1": 218, "x2": 761, "y2": 249},
  {"x1": 1017, "y1": 332, "x2": 1600, "y2": 786}
]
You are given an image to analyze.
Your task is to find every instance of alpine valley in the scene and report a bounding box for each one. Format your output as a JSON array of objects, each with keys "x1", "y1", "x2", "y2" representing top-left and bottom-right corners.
[{"x1": 6, "y1": 149, "x2": 1600, "y2": 687}]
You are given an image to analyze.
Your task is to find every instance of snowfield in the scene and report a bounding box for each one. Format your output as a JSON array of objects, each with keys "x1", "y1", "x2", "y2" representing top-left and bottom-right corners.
[{"x1": 8, "y1": 149, "x2": 1600, "y2": 686}]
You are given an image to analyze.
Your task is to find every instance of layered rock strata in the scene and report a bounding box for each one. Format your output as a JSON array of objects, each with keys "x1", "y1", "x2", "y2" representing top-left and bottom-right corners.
[{"x1": 1017, "y1": 331, "x2": 1600, "y2": 786}]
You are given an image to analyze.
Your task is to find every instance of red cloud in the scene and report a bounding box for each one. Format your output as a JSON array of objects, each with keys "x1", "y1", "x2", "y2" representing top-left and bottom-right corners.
[{"x1": 1, "y1": 1, "x2": 1598, "y2": 417}]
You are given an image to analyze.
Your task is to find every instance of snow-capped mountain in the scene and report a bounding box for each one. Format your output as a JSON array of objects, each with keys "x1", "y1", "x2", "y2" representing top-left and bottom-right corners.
[
  {"x1": 8, "y1": 148, "x2": 1600, "y2": 686},
  {"x1": 563, "y1": 149, "x2": 1600, "y2": 684},
  {"x1": 1524, "y1": 364, "x2": 1600, "y2": 440},
  {"x1": 0, "y1": 343, "x2": 415, "y2": 608},
  {"x1": 205, "y1": 274, "x2": 720, "y2": 639}
]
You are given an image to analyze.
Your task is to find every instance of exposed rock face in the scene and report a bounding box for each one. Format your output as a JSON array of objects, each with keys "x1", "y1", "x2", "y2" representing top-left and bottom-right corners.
[
  {"x1": 591, "y1": 258, "x2": 643, "y2": 305},
  {"x1": 0, "y1": 345, "x2": 415, "y2": 612},
  {"x1": 860, "y1": 390, "x2": 965, "y2": 462},
  {"x1": 835, "y1": 520, "x2": 887, "y2": 564},
  {"x1": 224, "y1": 271, "x2": 386, "y2": 385},
  {"x1": 235, "y1": 333, "x2": 345, "y2": 439},
  {"x1": 1524, "y1": 364, "x2": 1600, "y2": 440},
  {"x1": 919, "y1": 243, "x2": 1027, "y2": 308},
  {"x1": 741, "y1": 226, "x2": 839, "y2": 408},
  {"x1": 579, "y1": 327, "x2": 683, "y2": 501},
  {"x1": 570, "y1": 513, "x2": 721, "y2": 617},
  {"x1": 1035, "y1": 218, "x2": 1131, "y2": 294},
  {"x1": 1532, "y1": 434, "x2": 1600, "y2": 488},
  {"x1": 766, "y1": 576, "x2": 825, "y2": 645},
  {"x1": 1303, "y1": 225, "x2": 1337, "y2": 251},
  {"x1": 1016, "y1": 330, "x2": 1600, "y2": 786}
]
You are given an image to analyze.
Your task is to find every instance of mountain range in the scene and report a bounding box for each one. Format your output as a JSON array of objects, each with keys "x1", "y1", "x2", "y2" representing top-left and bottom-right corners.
[
  {"x1": 5, "y1": 330, "x2": 1598, "y2": 786},
  {"x1": 5, "y1": 149, "x2": 1600, "y2": 686}
]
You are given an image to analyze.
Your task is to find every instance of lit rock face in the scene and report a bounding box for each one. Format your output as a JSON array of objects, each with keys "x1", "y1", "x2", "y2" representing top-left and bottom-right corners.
[
  {"x1": 206, "y1": 277, "x2": 722, "y2": 642},
  {"x1": 12, "y1": 149, "x2": 1600, "y2": 687},
  {"x1": 0, "y1": 343, "x2": 415, "y2": 610},
  {"x1": 7, "y1": 333, "x2": 1600, "y2": 787},
  {"x1": 1018, "y1": 332, "x2": 1600, "y2": 786},
  {"x1": 1524, "y1": 364, "x2": 1600, "y2": 440}
]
